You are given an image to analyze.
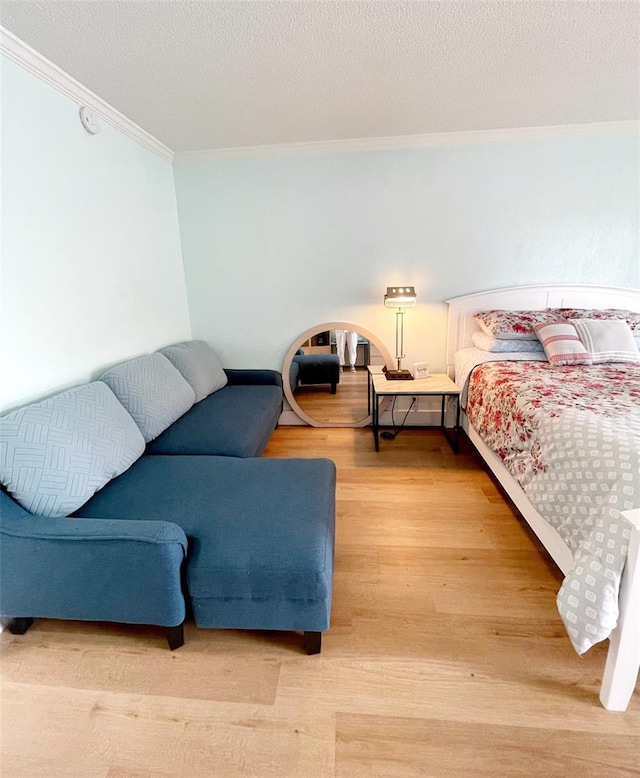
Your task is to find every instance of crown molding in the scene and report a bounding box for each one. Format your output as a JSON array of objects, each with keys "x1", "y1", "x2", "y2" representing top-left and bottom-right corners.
[
  {"x1": 0, "y1": 26, "x2": 174, "y2": 163},
  {"x1": 2, "y1": 25, "x2": 635, "y2": 168},
  {"x1": 174, "y1": 120, "x2": 639, "y2": 164}
]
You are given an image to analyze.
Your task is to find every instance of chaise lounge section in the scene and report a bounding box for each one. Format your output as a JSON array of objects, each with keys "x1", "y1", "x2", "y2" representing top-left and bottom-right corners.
[{"x1": 75, "y1": 455, "x2": 336, "y2": 643}]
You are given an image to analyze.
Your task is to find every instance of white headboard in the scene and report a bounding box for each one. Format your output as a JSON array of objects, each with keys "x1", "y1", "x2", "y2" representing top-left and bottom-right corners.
[{"x1": 446, "y1": 284, "x2": 640, "y2": 375}]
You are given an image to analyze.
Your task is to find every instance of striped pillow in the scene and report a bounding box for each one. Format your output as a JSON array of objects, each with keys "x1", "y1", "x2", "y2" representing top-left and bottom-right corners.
[
  {"x1": 572, "y1": 319, "x2": 640, "y2": 364},
  {"x1": 533, "y1": 320, "x2": 592, "y2": 366}
]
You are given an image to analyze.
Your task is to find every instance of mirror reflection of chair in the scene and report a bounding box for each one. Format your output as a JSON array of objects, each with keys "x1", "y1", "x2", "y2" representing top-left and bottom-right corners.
[
  {"x1": 290, "y1": 349, "x2": 341, "y2": 394},
  {"x1": 282, "y1": 322, "x2": 393, "y2": 428}
]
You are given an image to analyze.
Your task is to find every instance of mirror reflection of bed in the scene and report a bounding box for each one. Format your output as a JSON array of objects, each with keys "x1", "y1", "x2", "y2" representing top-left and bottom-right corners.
[{"x1": 283, "y1": 323, "x2": 392, "y2": 427}]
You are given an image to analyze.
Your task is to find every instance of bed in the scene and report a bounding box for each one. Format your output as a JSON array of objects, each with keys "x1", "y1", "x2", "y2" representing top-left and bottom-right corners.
[{"x1": 446, "y1": 284, "x2": 640, "y2": 711}]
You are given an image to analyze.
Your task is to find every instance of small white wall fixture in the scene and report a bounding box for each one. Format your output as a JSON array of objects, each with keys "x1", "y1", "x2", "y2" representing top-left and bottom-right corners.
[{"x1": 79, "y1": 105, "x2": 100, "y2": 134}]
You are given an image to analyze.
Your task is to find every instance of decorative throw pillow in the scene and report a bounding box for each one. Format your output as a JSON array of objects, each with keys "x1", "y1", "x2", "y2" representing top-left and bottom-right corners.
[
  {"x1": 474, "y1": 309, "x2": 556, "y2": 340},
  {"x1": 571, "y1": 319, "x2": 640, "y2": 364},
  {"x1": 471, "y1": 331, "x2": 545, "y2": 353},
  {"x1": 160, "y1": 340, "x2": 228, "y2": 403},
  {"x1": 551, "y1": 308, "x2": 640, "y2": 332},
  {"x1": 99, "y1": 353, "x2": 195, "y2": 442},
  {"x1": 533, "y1": 320, "x2": 592, "y2": 366},
  {"x1": 0, "y1": 382, "x2": 145, "y2": 517}
]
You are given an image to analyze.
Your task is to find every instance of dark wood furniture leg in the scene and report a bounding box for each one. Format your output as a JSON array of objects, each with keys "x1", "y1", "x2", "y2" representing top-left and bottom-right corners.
[
  {"x1": 166, "y1": 623, "x2": 184, "y2": 650},
  {"x1": 304, "y1": 631, "x2": 322, "y2": 655},
  {"x1": 8, "y1": 617, "x2": 34, "y2": 635}
]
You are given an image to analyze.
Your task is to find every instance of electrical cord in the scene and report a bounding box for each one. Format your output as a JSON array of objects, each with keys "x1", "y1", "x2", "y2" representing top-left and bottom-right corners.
[{"x1": 381, "y1": 395, "x2": 417, "y2": 440}]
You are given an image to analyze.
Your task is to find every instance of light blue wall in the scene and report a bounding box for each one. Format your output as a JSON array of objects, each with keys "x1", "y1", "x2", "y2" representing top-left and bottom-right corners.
[
  {"x1": 1, "y1": 57, "x2": 192, "y2": 411},
  {"x1": 174, "y1": 133, "x2": 639, "y2": 374},
  {"x1": 4, "y1": 43, "x2": 637, "y2": 406}
]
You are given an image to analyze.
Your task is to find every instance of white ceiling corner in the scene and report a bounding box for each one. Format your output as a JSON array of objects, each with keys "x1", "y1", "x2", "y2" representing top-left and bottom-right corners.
[
  {"x1": 0, "y1": 26, "x2": 174, "y2": 162},
  {"x1": 1, "y1": 0, "x2": 638, "y2": 160}
]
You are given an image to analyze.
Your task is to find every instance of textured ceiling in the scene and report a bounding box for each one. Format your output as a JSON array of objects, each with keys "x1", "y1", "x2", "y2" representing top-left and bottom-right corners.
[{"x1": 1, "y1": 1, "x2": 638, "y2": 153}]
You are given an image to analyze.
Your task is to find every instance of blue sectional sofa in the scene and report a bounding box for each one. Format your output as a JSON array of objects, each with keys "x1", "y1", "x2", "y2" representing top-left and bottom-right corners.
[{"x1": 0, "y1": 341, "x2": 336, "y2": 654}]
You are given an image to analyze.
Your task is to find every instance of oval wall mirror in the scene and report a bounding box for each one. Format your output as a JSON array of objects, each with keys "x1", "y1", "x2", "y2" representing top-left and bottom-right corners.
[{"x1": 283, "y1": 322, "x2": 394, "y2": 427}]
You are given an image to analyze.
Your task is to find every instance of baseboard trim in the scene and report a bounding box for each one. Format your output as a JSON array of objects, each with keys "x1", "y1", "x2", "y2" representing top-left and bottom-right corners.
[{"x1": 278, "y1": 410, "x2": 307, "y2": 426}]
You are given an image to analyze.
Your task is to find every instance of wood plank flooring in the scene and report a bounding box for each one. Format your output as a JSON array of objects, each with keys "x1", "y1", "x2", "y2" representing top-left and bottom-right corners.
[
  {"x1": 293, "y1": 368, "x2": 369, "y2": 423},
  {"x1": 1, "y1": 427, "x2": 639, "y2": 777}
]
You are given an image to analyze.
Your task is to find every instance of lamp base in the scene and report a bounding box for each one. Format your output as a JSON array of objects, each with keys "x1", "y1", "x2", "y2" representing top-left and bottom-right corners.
[{"x1": 384, "y1": 369, "x2": 414, "y2": 380}]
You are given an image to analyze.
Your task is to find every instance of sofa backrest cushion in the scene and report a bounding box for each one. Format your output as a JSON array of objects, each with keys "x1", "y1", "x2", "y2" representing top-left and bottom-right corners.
[
  {"x1": 99, "y1": 354, "x2": 196, "y2": 442},
  {"x1": 160, "y1": 340, "x2": 228, "y2": 403},
  {"x1": 0, "y1": 382, "x2": 145, "y2": 518}
]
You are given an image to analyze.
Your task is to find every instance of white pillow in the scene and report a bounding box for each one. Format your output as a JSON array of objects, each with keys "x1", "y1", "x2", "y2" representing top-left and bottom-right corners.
[
  {"x1": 572, "y1": 319, "x2": 640, "y2": 364},
  {"x1": 471, "y1": 331, "x2": 545, "y2": 353}
]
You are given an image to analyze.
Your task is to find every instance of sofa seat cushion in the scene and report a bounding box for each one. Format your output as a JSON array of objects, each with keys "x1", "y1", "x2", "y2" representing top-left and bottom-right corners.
[
  {"x1": 99, "y1": 354, "x2": 195, "y2": 443},
  {"x1": 0, "y1": 383, "x2": 145, "y2": 518},
  {"x1": 146, "y1": 384, "x2": 282, "y2": 457},
  {"x1": 160, "y1": 340, "x2": 228, "y2": 403},
  {"x1": 76, "y1": 455, "x2": 336, "y2": 631}
]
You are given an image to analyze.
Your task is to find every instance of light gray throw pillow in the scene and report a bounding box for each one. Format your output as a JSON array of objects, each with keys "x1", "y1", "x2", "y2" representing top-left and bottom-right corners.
[
  {"x1": 572, "y1": 319, "x2": 640, "y2": 364},
  {"x1": 160, "y1": 340, "x2": 228, "y2": 403},
  {"x1": 99, "y1": 353, "x2": 195, "y2": 442},
  {"x1": 471, "y1": 331, "x2": 545, "y2": 353},
  {"x1": 0, "y1": 382, "x2": 145, "y2": 517}
]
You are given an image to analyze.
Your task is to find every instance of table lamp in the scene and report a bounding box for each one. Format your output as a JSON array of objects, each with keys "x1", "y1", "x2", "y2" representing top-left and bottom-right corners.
[{"x1": 383, "y1": 286, "x2": 416, "y2": 380}]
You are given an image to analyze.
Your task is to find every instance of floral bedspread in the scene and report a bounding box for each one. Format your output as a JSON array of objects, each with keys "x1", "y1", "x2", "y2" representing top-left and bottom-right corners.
[{"x1": 463, "y1": 356, "x2": 640, "y2": 654}]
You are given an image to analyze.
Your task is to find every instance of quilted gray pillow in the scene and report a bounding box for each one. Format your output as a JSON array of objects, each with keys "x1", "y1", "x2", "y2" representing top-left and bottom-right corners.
[
  {"x1": 160, "y1": 340, "x2": 228, "y2": 403},
  {"x1": 0, "y1": 382, "x2": 145, "y2": 518},
  {"x1": 99, "y1": 353, "x2": 196, "y2": 442}
]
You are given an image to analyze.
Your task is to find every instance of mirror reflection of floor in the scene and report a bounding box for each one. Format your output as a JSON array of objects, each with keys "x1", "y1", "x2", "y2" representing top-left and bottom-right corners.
[{"x1": 293, "y1": 367, "x2": 369, "y2": 424}]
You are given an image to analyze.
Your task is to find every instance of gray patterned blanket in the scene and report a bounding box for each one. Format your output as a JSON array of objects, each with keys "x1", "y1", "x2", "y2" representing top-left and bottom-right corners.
[{"x1": 458, "y1": 351, "x2": 640, "y2": 654}]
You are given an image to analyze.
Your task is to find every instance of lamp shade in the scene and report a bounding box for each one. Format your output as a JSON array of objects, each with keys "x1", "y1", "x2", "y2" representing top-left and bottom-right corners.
[{"x1": 384, "y1": 286, "x2": 416, "y2": 308}]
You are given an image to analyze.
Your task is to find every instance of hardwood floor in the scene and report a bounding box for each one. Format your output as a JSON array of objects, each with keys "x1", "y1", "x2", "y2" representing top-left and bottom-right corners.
[
  {"x1": 1, "y1": 427, "x2": 639, "y2": 777},
  {"x1": 293, "y1": 368, "x2": 369, "y2": 423}
]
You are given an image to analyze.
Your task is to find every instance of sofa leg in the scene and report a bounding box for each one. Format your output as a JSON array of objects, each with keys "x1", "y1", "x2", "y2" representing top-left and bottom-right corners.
[
  {"x1": 304, "y1": 631, "x2": 321, "y2": 655},
  {"x1": 8, "y1": 617, "x2": 34, "y2": 635},
  {"x1": 166, "y1": 623, "x2": 184, "y2": 650},
  {"x1": 331, "y1": 383, "x2": 337, "y2": 394}
]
